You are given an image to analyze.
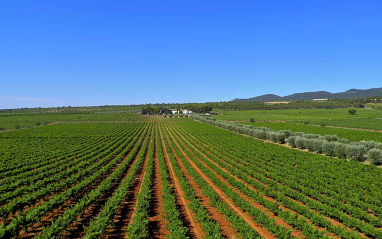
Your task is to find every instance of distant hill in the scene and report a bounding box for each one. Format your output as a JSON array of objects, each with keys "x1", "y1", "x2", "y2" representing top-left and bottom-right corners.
[{"x1": 233, "y1": 87, "x2": 382, "y2": 102}]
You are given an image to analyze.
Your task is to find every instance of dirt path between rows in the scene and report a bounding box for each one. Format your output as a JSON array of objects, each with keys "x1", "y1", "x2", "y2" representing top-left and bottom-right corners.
[
  {"x1": 186, "y1": 120, "x2": 370, "y2": 238},
  {"x1": 165, "y1": 123, "x2": 299, "y2": 237},
  {"x1": 17, "y1": 129, "x2": 148, "y2": 239},
  {"x1": 103, "y1": 134, "x2": 152, "y2": 239},
  {"x1": 159, "y1": 126, "x2": 205, "y2": 239},
  {"x1": 59, "y1": 128, "x2": 152, "y2": 239},
  {"x1": 168, "y1": 121, "x2": 343, "y2": 238},
  {"x1": 162, "y1": 121, "x2": 277, "y2": 239},
  {"x1": 163, "y1": 125, "x2": 238, "y2": 238},
  {"x1": 147, "y1": 126, "x2": 169, "y2": 239}
]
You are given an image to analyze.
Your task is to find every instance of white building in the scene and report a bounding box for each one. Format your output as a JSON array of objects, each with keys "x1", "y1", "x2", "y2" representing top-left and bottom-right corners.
[
  {"x1": 182, "y1": 109, "x2": 193, "y2": 114},
  {"x1": 312, "y1": 99, "x2": 328, "y2": 101}
]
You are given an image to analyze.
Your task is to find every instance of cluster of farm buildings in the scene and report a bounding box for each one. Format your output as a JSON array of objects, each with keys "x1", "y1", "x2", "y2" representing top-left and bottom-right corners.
[{"x1": 170, "y1": 109, "x2": 193, "y2": 114}]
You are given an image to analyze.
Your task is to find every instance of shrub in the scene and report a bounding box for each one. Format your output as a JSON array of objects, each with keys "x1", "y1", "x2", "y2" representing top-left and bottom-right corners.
[
  {"x1": 304, "y1": 138, "x2": 315, "y2": 152},
  {"x1": 302, "y1": 134, "x2": 319, "y2": 139},
  {"x1": 345, "y1": 145, "x2": 367, "y2": 162},
  {"x1": 334, "y1": 143, "x2": 347, "y2": 159},
  {"x1": 35, "y1": 122, "x2": 41, "y2": 126},
  {"x1": 375, "y1": 143, "x2": 382, "y2": 150},
  {"x1": 254, "y1": 130, "x2": 267, "y2": 139},
  {"x1": 246, "y1": 129, "x2": 254, "y2": 136},
  {"x1": 275, "y1": 132, "x2": 286, "y2": 144},
  {"x1": 312, "y1": 139, "x2": 325, "y2": 153},
  {"x1": 338, "y1": 138, "x2": 350, "y2": 144},
  {"x1": 324, "y1": 135, "x2": 338, "y2": 142},
  {"x1": 348, "y1": 109, "x2": 357, "y2": 115},
  {"x1": 318, "y1": 136, "x2": 326, "y2": 141},
  {"x1": 304, "y1": 121, "x2": 309, "y2": 125},
  {"x1": 293, "y1": 132, "x2": 305, "y2": 137},
  {"x1": 250, "y1": 118, "x2": 255, "y2": 122},
  {"x1": 368, "y1": 149, "x2": 382, "y2": 165},
  {"x1": 259, "y1": 127, "x2": 270, "y2": 132},
  {"x1": 360, "y1": 140, "x2": 377, "y2": 150},
  {"x1": 15, "y1": 124, "x2": 21, "y2": 129},
  {"x1": 295, "y1": 136, "x2": 305, "y2": 149},
  {"x1": 267, "y1": 132, "x2": 277, "y2": 142},
  {"x1": 279, "y1": 130, "x2": 293, "y2": 138},
  {"x1": 322, "y1": 142, "x2": 336, "y2": 156},
  {"x1": 288, "y1": 136, "x2": 296, "y2": 148}
]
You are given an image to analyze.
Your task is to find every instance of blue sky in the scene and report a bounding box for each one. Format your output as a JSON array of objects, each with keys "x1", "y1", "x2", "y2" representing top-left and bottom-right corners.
[{"x1": 1, "y1": 0, "x2": 382, "y2": 109}]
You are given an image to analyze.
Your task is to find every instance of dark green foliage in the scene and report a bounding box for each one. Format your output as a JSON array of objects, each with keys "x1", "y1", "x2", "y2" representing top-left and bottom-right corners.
[
  {"x1": 345, "y1": 144, "x2": 367, "y2": 162},
  {"x1": 295, "y1": 136, "x2": 305, "y2": 149},
  {"x1": 348, "y1": 109, "x2": 357, "y2": 115},
  {"x1": 324, "y1": 135, "x2": 338, "y2": 142},
  {"x1": 312, "y1": 139, "x2": 325, "y2": 153},
  {"x1": 322, "y1": 142, "x2": 336, "y2": 156},
  {"x1": 334, "y1": 143, "x2": 347, "y2": 159},
  {"x1": 287, "y1": 136, "x2": 296, "y2": 148},
  {"x1": 368, "y1": 149, "x2": 382, "y2": 165}
]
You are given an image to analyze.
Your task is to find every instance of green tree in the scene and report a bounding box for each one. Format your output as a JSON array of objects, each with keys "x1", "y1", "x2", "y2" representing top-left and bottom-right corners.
[{"x1": 348, "y1": 109, "x2": 357, "y2": 115}]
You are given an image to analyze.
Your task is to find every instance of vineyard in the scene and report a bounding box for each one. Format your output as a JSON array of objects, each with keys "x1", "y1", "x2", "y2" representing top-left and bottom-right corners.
[{"x1": 1, "y1": 115, "x2": 382, "y2": 238}]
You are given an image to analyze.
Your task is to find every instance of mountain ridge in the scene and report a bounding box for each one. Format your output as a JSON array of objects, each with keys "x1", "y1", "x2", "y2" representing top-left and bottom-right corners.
[{"x1": 233, "y1": 87, "x2": 382, "y2": 102}]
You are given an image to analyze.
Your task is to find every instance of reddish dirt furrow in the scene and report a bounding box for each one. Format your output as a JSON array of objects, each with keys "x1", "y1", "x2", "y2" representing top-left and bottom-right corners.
[
  {"x1": 171, "y1": 121, "x2": 358, "y2": 238},
  {"x1": 159, "y1": 127, "x2": 205, "y2": 239},
  {"x1": 202, "y1": 139, "x2": 360, "y2": 237},
  {"x1": 2, "y1": 145, "x2": 124, "y2": 226},
  {"x1": 175, "y1": 121, "x2": 366, "y2": 238},
  {"x1": 19, "y1": 159, "x2": 131, "y2": 238},
  {"x1": 169, "y1": 122, "x2": 338, "y2": 237},
  {"x1": 102, "y1": 137, "x2": 152, "y2": 239},
  {"x1": 17, "y1": 128, "x2": 149, "y2": 239},
  {"x1": 166, "y1": 123, "x2": 304, "y2": 238},
  {"x1": 147, "y1": 127, "x2": 169, "y2": 239},
  {"x1": 161, "y1": 123, "x2": 276, "y2": 239},
  {"x1": 163, "y1": 127, "x2": 238, "y2": 238}
]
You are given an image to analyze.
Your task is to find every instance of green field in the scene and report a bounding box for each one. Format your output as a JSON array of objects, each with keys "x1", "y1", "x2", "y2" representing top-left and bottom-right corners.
[
  {"x1": 243, "y1": 121, "x2": 382, "y2": 142},
  {"x1": 213, "y1": 108, "x2": 382, "y2": 130},
  {"x1": 2, "y1": 115, "x2": 382, "y2": 238},
  {"x1": 0, "y1": 112, "x2": 143, "y2": 131}
]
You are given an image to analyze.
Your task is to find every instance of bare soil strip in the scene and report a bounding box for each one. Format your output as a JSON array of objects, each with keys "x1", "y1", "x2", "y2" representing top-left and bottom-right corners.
[
  {"x1": 166, "y1": 123, "x2": 304, "y2": 238},
  {"x1": 17, "y1": 126, "x2": 149, "y2": 238},
  {"x1": 103, "y1": 136, "x2": 152, "y2": 239},
  {"x1": 182, "y1": 120, "x2": 366, "y2": 238},
  {"x1": 168, "y1": 122, "x2": 340, "y2": 236},
  {"x1": 60, "y1": 134, "x2": 150, "y2": 238},
  {"x1": 3, "y1": 138, "x2": 128, "y2": 225},
  {"x1": 161, "y1": 122, "x2": 277, "y2": 239},
  {"x1": 147, "y1": 126, "x2": 170, "y2": 239},
  {"x1": 164, "y1": 130, "x2": 238, "y2": 238},
  {"x1": 159, "y1": 126, "x2": 205, "y2": 239}
]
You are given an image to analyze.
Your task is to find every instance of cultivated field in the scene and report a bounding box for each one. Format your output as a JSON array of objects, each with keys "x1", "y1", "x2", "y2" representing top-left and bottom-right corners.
[
  {"x1": 214, "y1": 108, "x2": 382, "y2": 131},
  {"x1": 1, "y1": 114, "x2": 382, "y2": 238}
]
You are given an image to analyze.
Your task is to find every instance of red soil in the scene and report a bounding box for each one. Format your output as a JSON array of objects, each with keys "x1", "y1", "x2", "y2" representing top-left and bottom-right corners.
[
  {"x1": 162, "y1": 123, "x2": 276, "y2": 239},
  {"x1": 159, "y1": 127, "x2": 205, "y2": 239}
]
